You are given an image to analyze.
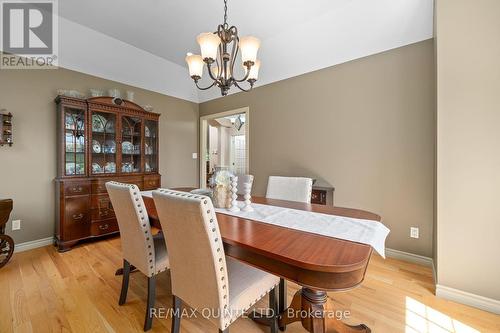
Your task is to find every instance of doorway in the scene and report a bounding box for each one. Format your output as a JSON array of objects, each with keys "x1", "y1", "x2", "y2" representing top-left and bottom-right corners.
[{"x1": 200, "y1": 107, "x2": 249, "y2": 188}]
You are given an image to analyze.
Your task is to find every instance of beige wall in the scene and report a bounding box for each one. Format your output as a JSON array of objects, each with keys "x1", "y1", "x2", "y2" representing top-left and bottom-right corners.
[
  {"x1": 0, "y1": 68, "x2": 199, "y2": 244},
  {"x1": 200, "y1": 40, "x2": 436, "y2": 257},
  {"x1": 436, "y1": 0, "x2": 500, "y2": 300}
]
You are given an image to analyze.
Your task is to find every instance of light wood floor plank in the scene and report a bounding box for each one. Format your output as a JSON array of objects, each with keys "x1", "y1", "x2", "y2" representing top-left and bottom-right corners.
[{"x1": 0, "y1": 237, "x2": 498, "y2": 333}]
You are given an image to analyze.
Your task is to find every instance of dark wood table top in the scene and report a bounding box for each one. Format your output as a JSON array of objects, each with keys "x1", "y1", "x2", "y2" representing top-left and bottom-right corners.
[{"x1": 143, "y1": 188, "x2": 381, "y2": 291}]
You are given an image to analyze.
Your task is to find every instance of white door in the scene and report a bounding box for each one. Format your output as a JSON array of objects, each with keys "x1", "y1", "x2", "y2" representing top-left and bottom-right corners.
[{"x1": 230, "y1": 135, "x2": 246, "y2": 175}]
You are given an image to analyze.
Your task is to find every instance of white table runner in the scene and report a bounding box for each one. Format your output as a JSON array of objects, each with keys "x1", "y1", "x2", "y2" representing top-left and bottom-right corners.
[
  {"x1": 215, "y1": 201, "x2": 390, "y2": 258},
  {"x1": 142, "y1": 191, "x2": 389, "y2": 257}
]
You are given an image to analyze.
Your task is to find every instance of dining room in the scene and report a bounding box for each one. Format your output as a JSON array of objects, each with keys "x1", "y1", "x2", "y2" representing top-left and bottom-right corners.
[{"x1": 0, "y1": 1, "x2": 500, "y2": 333}]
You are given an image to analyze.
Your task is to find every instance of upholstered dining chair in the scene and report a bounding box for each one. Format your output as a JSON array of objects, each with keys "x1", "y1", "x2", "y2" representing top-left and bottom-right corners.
[
  {"x1": 152, "y1": 189, "x2": 280, "y2": 333},
  {"x1": 266, "y1": 175, "x2": 313, "y2": 328},
  {"x1": 106, "y1": 181, "x2": 169, "y2": 331},
  {"x1": 266, "y1": 176, "x2": 313, "y2": 203},
  {"x1": 236, "y1": 174, "x2": 254, "y2": 195}
]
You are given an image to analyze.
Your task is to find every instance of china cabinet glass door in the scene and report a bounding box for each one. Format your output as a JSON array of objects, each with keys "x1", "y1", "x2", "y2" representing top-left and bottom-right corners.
[
  {"x1": 64, "y1": 107, "x2": 86, "y2": 176},
  {"x1": 144, "y1": 120, "x2": 158, "y2": 173},
  {"x1": 121, "y1": 116, "x2": 142, "y2": 174},
  {"x1": 91, "y1": 111, "x2": 117, "y2": 175}
]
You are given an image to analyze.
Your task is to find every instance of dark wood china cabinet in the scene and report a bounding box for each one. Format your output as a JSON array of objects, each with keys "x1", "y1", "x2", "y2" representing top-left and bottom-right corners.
[{"x1": 55, "y1": 96, "x2": 161, "y2": 251}]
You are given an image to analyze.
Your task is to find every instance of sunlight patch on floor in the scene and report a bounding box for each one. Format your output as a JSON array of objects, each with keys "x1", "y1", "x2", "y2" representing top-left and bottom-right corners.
[{"x1": 405, "y1": 297, "x2": 480, "y2": 333}]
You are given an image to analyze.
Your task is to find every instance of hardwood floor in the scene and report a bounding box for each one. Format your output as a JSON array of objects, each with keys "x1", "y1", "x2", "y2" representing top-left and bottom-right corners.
[{"x1": 1, "y1": 237, "x2": 499, "y2": 333}]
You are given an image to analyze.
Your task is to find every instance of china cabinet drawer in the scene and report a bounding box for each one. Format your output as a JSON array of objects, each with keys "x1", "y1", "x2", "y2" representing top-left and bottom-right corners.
[
  {"x1": 92, "y1": 178, "x2": 144, "y2": 194},
  {"x1": 92, "y1": 181, "x2": 109, "y2": 194},
  {"x1": 91, "y1": 194, "x2": 113, "y2": 210},
  {"x1": 64, "y1": 182, "x2": 90, "y2": 196},
  {"x1": 90, "y1": 219, "x2": 119, "y2": 236},
  {"x1": 143, "y1": 175, "x2": 161, "y2": 190},
  {"x1": 64, "y1": 196, "x2": 90, "y2": 240},
  {"x1": 121, "y1": 177, "x2": 144, "y2": 189},
  {"x1": 91, "y1": 207, "x2": 115, "y2": 221}
]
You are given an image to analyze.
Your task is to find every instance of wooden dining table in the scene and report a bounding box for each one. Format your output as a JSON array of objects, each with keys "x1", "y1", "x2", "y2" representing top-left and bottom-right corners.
[{"x1": 142, "y1": 188, "x2": 381, "y2": 333}]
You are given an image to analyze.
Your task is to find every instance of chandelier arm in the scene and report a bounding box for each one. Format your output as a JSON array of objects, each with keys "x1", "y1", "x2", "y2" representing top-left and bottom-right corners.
[
  {"x1": 206, "y1": 62, "x2": 220, "y2": 82},
  {"x1": 229, "y1": 36, "x2": 239, "y2": 81},
  {"x1": 215, "y1": 42, "x2": 223, "y2": 79},
  {"x1": 234, "y1": 64, "x2": 252, "y2": 82},
  {"x1": 233, "y1": 81, "x2": 253, "y2": 92},
  {"x1": 195, "y1": 80, "x2": 217, "y2": 91}
]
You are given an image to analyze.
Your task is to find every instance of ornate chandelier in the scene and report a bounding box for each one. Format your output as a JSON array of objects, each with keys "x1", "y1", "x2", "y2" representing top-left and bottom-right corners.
[{"x1": 185, "y1": 0, "x2": 261, "y2": 96}]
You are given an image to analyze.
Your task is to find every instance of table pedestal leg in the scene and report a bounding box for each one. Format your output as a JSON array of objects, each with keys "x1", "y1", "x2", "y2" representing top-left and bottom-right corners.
[{"x1": 278, "y1": 288, "x2": 371, "y2": 333}]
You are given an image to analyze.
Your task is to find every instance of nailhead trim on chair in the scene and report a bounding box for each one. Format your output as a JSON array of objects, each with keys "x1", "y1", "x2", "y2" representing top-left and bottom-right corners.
[
  {"x1": 157, "y1": 189, "x2": 283, "y2": 329},
  {"x1": 158, "y1": 189, "x2": 231, "y2": 321},
  {"x1": 108, "y1": 181, "x2": 168, "y2": 276}
]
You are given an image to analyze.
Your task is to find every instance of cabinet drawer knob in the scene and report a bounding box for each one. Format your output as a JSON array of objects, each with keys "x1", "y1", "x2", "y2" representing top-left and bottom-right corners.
[
  {"x1": 72, "y1": 213, "x2": 84, "y2": 220},
  {"x1": 72, "y1": 186, "x2": 83, "y2": 193},
  {"x1": 99, "y1": 224, "x2": 109, "y2": 230},
  {"x1": 99, "y1": 209, "x2": 109, "y2": 217}
]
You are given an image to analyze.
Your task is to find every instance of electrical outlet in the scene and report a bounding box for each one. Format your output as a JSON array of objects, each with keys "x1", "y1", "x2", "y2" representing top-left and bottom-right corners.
[
  {"x1": 410, "y1": 227, "x2": 419, "y2": 239},
  {"x1": 12, "y1": 219, "x2": 21, "y2": 231},
  {"x1": 192, "y1": 153, "x2": 198, "y2": 159}
]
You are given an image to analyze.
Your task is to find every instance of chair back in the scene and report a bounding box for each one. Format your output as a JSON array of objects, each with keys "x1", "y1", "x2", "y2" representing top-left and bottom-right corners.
[
  {"x1": 236, "y1": 174, "x2": 254, "y2": 195},
  {"x1": 152, "y1": 189, "x2": 228, "y2": 326},
  {"x1": 266, "y1": 176, "x2": 313, "y2": 203},
  {"x1": 106, "y1": 182, "x2": 156, "y2": 277}
]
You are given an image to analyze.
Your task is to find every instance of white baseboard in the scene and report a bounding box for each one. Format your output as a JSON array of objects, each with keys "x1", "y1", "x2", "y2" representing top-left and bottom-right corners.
[
  {"x1": 14, "y1": 236, "x2": 54, "y2": 253},
  {"x1": 436, "y1": 284, "x2": 500, "y2": 314},
  {"x1": 385, "y1": 248, "x2": 434, "y2": 267}
]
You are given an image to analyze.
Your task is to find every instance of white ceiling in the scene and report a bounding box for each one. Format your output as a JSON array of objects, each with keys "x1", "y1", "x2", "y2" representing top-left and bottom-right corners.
[
  {"x1": 55, "y1": 0, "x2": 434, "y2": 102},
  {"x1": 59, "y1": 0, "x2": 346, "y2": 66}
]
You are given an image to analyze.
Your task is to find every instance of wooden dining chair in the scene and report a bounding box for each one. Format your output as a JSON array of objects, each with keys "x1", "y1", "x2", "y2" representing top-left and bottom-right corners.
[
  {"x1": 0, "y1": 199, "x2": 14, "y2": 269},
  {"x1": 152, "y1": 189, "x2": 280, "y2": 333},
  {"x1": 266, "y1": 175, "x2": 313, "y2": 329},
  {"x1": 106, "y1": 181, "x2": 169, "y2": 331}
]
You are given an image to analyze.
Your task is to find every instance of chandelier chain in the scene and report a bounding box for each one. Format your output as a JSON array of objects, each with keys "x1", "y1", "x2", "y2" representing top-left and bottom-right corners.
[{"x1": 223, "y1": 0, "x2": 228, "y2": 26}]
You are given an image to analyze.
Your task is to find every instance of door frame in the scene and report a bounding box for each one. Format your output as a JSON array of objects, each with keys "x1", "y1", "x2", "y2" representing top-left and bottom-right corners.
[{"x1": 199, "y1": 107, "x2": 250, "y2": 188}]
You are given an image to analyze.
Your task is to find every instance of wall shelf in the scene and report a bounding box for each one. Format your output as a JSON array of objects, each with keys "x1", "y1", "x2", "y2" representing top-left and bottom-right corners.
[{"x1": 0, "y1": 110, "x2": 13, "y2": 147}]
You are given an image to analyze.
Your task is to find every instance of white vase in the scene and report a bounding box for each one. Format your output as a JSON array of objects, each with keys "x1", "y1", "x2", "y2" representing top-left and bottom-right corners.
[
  {"x1": 242, "y1": 181, "x2": 254, "y2": 212},
  {"x1": 210, "y1": 167, "x2": 233, "y2": 209}
]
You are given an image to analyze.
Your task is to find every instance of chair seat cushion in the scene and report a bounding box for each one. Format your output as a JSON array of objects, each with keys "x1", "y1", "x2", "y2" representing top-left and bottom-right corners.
[
  {"x1": 226, "y1": 257, "x2": 280, "y2": 324},
  {"x1": 153, "y1": 233, "x2": 169, "y2": 275}
]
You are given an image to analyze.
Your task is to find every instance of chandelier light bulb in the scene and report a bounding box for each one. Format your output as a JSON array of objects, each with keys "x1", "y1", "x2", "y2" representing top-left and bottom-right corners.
[
  {"x1": 239, "y1": 36, "x2": 261, "y2": 65},
  {"x1": 197, "y1": 32, "x2": 221, "y2": 62},
  {"x1": 185, "y1": 53, "x2": 204, "y2": 78}
]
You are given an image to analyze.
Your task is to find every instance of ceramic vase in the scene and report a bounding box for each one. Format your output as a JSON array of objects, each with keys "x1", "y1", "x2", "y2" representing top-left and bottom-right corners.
[{"x1": 210, "y1": 167, "x2": 233, "y2": 208}]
